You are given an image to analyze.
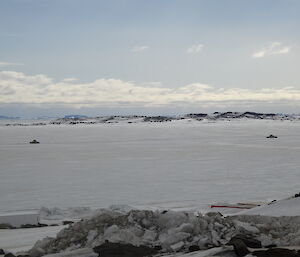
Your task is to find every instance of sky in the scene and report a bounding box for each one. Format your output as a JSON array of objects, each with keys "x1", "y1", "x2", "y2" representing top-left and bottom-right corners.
[{"x1": 1, "y1": 0, "x2": 300, "y2": 117}]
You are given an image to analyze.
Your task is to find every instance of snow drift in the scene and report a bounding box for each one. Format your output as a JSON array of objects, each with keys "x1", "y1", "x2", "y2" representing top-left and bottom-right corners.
[{"x1": 236, "y1": 196, "x2": 300, "y2": 217}]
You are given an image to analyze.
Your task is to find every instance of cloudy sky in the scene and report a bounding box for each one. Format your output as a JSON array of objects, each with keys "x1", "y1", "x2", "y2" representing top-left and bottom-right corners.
[{"x1": 1, "y1": 0, "x2": 300, "y2": 117}]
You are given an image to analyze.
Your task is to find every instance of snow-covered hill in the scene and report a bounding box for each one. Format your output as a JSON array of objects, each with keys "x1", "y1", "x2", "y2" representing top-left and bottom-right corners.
[
  {"x1": 2, "y1": 112, "x2": 299, "y2": 127},
  {"x1": 235, "y1": 195, "x2": 300, "y2": 217}
]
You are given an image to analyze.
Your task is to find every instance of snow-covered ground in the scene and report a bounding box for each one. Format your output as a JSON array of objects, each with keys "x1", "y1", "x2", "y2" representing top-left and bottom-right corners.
[
  {"x1": 1, "y1": 119, "x2": 300, "y2": 214},
  {"x1": 1, "y1": 119, "x2": 300, "y2": 256},
  {"x1": 236, "y1": 195, "x2": 300, "y2": 216},
  {"x1": 0, "y1": 225, "x2": 64, "y2": 253}
]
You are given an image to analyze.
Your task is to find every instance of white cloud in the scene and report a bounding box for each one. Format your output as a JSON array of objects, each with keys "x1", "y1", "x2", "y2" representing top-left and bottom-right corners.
[
  {"x1": 0, "y1": 61, "x2": 23, "y2": 66},
  {"x1": 132, "y1": 45, "x2": 149, "y2": 52},
  {"x1": 252, "y1": 42, "x2": 291, "y2": 58},
  {"x1": 62, "y1": 78, "x2": 78, "y2": 83},
  {"x1": 1, "y1": 71, "x2": 300, "y2": 109},
  {"x1": 186, "y1": 44, "x2": 204, "y2": 54}
]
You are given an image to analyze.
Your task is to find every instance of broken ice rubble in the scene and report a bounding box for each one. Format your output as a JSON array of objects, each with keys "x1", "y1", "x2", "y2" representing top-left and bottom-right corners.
[{"x1": 27, "y1": 209, "x2": 300, "y2": 256}]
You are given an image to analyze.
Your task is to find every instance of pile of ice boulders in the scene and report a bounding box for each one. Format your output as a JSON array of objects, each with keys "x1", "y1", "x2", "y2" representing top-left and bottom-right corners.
[{"x1": 28, "y1": 209, "x2": 300, "y2": 256}]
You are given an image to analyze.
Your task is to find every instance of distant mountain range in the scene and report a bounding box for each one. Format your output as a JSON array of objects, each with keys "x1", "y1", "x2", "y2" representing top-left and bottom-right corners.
[
  {"x1": 64, "y1": 115, "x2": 88, "y2": 119},
  {"x1": 1, "y1": 112, "x2": 299, "y2": 127}
]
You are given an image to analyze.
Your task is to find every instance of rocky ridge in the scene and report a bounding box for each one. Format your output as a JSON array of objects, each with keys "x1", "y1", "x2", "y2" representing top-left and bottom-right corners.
[{"x1": 2, "y1": 112, "x2": 300, "y2": 127}]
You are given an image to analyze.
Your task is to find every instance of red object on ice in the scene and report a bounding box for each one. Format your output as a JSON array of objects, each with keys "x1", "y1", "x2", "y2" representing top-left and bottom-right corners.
[
  {"x1": 210, "y1": 202, "x2": 262, "y2": 210},
  {"x1": 210, "y1": 205, "x2": 253, "y2": 209}
]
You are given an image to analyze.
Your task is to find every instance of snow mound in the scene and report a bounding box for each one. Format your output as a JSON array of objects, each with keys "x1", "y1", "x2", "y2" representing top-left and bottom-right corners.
[
  {"x1": 27, "y1": 209, "x2": 300, "y2": 257},
  {"x1": 235, "y1": 196, "x2": 300, "y2": 217}
]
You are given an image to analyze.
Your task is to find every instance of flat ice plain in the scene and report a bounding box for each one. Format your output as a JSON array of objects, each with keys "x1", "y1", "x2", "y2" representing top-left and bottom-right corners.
[{"x1": 1, "y1": 119, "x2": 300, "y2": 214}]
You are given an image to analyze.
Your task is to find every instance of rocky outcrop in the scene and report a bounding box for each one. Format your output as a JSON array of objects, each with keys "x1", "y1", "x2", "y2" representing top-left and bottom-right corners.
[
  {"x1": 229, "y1": 238, "x2": 300, "y2": 257},
  {"x1": 93, "y1": 241, "x2": 158, "y2": 257},
  {"x1": 2, "y1": 112, "x2": 300, "y2": 127}
]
